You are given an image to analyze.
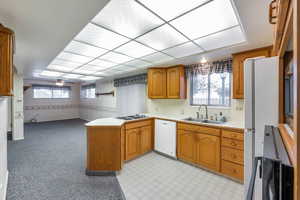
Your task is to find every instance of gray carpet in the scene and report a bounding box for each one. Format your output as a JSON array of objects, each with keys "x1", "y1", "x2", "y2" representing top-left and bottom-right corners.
[{"x1": 7, "y1": 119, "x2": 125, "y2": 200}]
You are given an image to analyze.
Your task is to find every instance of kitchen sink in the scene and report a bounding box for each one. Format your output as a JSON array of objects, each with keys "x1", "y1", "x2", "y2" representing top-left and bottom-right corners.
[{"x1": 182, "y1": 117, "x2": 224, "y2": 124}]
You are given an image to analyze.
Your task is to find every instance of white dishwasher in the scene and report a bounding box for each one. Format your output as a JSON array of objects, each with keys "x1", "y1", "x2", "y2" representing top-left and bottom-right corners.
[{"x1": 154, "y1": 119, "x2": 177, "y2": 158}]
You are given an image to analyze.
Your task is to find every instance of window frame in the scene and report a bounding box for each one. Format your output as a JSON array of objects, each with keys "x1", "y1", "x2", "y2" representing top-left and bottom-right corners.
[
  {"x1": 190, "y1": 72, "x2": 231, "y2": 107},
  {"x1": 32, "y1": 85, "x2": 71, "y2": 99},
  {"x1": 80, "y1": 84, "x2": 96, "y2": 99}
]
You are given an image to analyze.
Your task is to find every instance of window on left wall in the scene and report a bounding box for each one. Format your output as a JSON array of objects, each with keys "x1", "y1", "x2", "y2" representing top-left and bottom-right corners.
[
  {"x1": 81, "y1": 84, "x2": 96, "y2": 99},
  {"x1": 33, "y1": 85, "x2": 71, "y2": 99}
]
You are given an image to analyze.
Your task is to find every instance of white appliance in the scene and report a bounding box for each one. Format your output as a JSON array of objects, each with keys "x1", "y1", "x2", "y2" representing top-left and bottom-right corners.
[
  {"x1": 244, "y1": 56, "x2": 279, "y2": 199},
  {"x1": 154, "y1": 119, "x2": 177, "y2": 158}
]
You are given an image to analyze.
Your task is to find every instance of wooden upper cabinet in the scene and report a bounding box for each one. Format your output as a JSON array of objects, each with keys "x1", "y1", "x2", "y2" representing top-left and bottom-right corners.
[
  {"x1": 0, "y1": 24, "x2": 14, "y2": 96},
  {"x1": 194, "y1": 133, "x2": 220, "y2": 172},
  {"x1": 232, "y1": 46, "x2": 272, "y2": 99},
  {"x1": 148, "y1": 68, "x2": 167, "y2": 98},
  {"x1": 148, "y1": 65, "x2": 186, "y2": 99},
  {"x1": 167, "y1": 66, "x2": 186, "y2": 99}
]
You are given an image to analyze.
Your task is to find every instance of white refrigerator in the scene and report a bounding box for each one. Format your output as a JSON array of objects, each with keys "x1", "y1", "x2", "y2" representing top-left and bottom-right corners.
[{"x1": 244, "y1": 56, "x2": 279, "y2": 199}]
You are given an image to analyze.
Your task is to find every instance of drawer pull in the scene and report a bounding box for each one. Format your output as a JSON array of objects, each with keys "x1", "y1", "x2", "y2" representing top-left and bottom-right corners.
[
  {"x1": 231, "y1": 154, "x2": 237, "y2": 159},
  {"x1": 232, "y1": 169, "x2": 237, "y2": 174},
  {"x1": 231, "y1": 134, "x2": 237, "y2": 138},
  {"x1": 231, "y1": 141, "x2": 237, "y2": 146}
]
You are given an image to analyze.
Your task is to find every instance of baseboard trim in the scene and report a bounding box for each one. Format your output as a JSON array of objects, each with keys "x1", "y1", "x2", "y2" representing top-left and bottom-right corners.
[
  {"x1": 1, "y1": 170, "x2": 8, "y2": 200},
  {"x1": 85, "y1": 169, "x2": 116, "y2": 176}
]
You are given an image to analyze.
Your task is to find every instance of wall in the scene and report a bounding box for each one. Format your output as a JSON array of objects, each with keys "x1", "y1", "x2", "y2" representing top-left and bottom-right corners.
[
  {"x1": 0, "y1": 97, "x2": 8, "y2": 200},
  {"x1": 12, "y1": 73, "x2": 24, "y2": 140},
  {"x1": 146, "y1": 78, "x2": 244, "y2": 125},
  {"x1": 23, "y1": 80, "x2": 80, "y2": 123},
  {"x1": 79, "y1": 80, "x2": 118, "y2": 121}
]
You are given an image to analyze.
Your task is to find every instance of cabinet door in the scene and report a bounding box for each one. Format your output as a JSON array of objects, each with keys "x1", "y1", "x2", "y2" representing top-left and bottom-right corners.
[
  {"x1": 148, "y1": 68, "x2": 167, "y2": 98},
  {"x1": 125, "y1": 128, "x2": 140, "y2": 161},
  {"x1": 167, "y1": 67, "x2": 180, "y2": 98},
  {"x1": 140, "y1": 126, "x2": 152, "y2": 154},
  {"x1": 194, "y1": 133, "x2": 220, "y2": 172},
  {"x1": 0, "y1": 25, "x2": 14, "y2": 96},
  {"x1": 167, "y1": 66, "x2": 186, "y2": 99},
  {"x1": 120, "y1": 126, "x2": 125, "y2": 167},
  {"x1": 232, "y1": 47, "x2": 271, "y2": 99},
  {"x1": 177, "y1": 130, "x2": 195, "y2": 163}
]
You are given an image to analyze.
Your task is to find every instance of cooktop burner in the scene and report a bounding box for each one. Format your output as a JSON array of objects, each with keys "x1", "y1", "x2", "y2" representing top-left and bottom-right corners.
[{"x1": 116, "y1": 114, "x2": 147, "y2": 120}]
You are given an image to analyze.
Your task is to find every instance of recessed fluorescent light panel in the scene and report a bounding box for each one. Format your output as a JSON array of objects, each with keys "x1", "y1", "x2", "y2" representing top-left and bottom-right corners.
[
  {"x1": 40, "y1": 71, "x2": 64, "y2": 77},
  {"x1": 45, "y1": 0, "x2": 244, "y2": 80},
  {"x1": 63, "y1": 74, "x2": 82, "y2": 79},
  {"x1": 80, "y1": 76, "x2": 102, "y2": 81},
  {"x1": 163, "y1": 42, "x2": 204, "y2": 58},
  {"x1": 92, "y1": 0, "x2": 164, "y2": 38},
  {"x1": 64, "y1": 40, "x2": 108, "y2": 57}
]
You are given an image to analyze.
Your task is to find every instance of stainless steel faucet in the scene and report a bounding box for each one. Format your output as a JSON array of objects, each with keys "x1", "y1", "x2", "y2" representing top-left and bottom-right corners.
[{"x1": 197, "y1": 105, "x2": 208, "y2": 119}]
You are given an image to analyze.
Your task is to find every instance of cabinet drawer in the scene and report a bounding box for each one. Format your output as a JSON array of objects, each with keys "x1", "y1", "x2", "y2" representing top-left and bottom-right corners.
[
  {"x1": 221, "y1": 147, "x2": 244, "y2": 165},
  {"x1": 222, "y1": 130, "x2": 244, "y2": 141},
  {"x1": 222, "y1": 138, "x2": 244, "y2": 150},
  {"x1": 177, "y1": 123, "x2": 220, "y2": 137},
  {"x1": 221, "y1": 160, "x2": 244, "y2": 181},
  {"x1": 125, "y1": 119, "x2": 152, "y2": 130}
]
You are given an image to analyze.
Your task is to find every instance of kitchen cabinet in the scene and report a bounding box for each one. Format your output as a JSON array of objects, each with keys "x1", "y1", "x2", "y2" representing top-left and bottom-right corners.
[
  {"x1": 177, "y1": 123, "x2": 221, "y2": 172},
  {"x1": 221, "y1": 129, "x2": 244, "y2": 182},
  {"x1": 140, "y1": 126, "x2": 152, "y2": 154},
  {"x1": 232, "y1": 46, "x2": 272, "y2": 99},
  {"x1": 125, "y1": 128, "x2": 140, "y2": 161},
  {"x1": 0, "y1": 24, "x2": 14, "y2": 96},
  {"x1": 177, "y1": 130, "x2": 195, "y2": 163},
  {"x1": 148, "y1": 65, "x2": 186, "y2": 99},
  {"x1": 194, "y1": 133, "x2": 220, "y2": 172},
  {"x1": 148, "y1": 68, "x2": 167, "y2": 98},
  {"x1": 125, "y1": 119, "x2": 153, "y2": 161},
  {"x1": 166, "y1": 66, "x2": 186, "y2": 99}
]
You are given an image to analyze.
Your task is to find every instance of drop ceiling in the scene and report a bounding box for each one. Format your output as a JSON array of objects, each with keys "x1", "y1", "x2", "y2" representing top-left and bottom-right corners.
[{"x1": 0, "y1": 0, "x2": 273, "y2": 82}]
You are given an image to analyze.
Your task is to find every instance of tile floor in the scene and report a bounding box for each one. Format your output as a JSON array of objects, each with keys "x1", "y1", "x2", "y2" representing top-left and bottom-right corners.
[{"x1": 117, "y1": 152, "x2": 243, "y2": 200}]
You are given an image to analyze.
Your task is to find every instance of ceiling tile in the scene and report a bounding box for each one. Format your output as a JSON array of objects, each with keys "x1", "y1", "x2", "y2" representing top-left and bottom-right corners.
[
  {"x1": 170, "y1": 0, "x2": 239, "y2": 39},
  {"x1": 89, "y1": 59, "x2": 117, "y2": 69},
  {"x1": 94, "y1": 71, "x2": 110, "y2": 76},
  {"x1": 194, "y1": 26, "x2": 245, "y2": 51},
  {"x1": 115, "y1": 41, "x2": 156, "y2": 58},
  {"x1": 75, "y1": 23, "x2": 130, "y2": 49},
  {"x1": 72, "y1": 68, "x2": 94, "y2": 75},
  {"x1": 137, "y1": 0, "x2": 209, "y2": 21},
  {"x1": 57, "y1": 52, "x2": 93, "y2": 63},
  {"x1": 80, "y1": 76, "x2": 102, "y2": 81},
  {"x1": 51, "y1": 59, "x2": 82, "y2": 68},
  {"x1": 100, "y1": 51, "x2": 133, "y2": 64},
  {"x1": 112, "y1": 65, "x2": 137, "y2": 71},
  {"x1": 125, "y1": 59, "x2": 152, "y2": 68},
  {"x1": 62, "y1": 74, "x2": 82, "y2": 79},
  {"x1": 162, "y1": 42, "x2": 203, "y2": 58},
  {"x1": 40, "y1": 71, "x2": 63, "y2": 77},
  {"x1": 64, "y1": 40, "x2": 108, "y2": 57},
  {"x1": 47, "y1": 65, "x2": 75, "y2": 72},
  {"x1": 92, "y1": 0, "x2": 163, "y2": 38},
  {"x1": 141, "y1": 52, "x2": 173, "y2": 63},
  {"x1": 77, "y1": 65, "x2": 105, "y2": 71},
  {"x1": 136, "y1": 24, "x2": 188, "y2": 50}
]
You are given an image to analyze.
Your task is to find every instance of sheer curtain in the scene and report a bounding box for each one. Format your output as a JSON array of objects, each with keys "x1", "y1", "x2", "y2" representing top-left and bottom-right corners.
[{"x1": 116, "y1": 84, "x2": 146, "y2": 116}]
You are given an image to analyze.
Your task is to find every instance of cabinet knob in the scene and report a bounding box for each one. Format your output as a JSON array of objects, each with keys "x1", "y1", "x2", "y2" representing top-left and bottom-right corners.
[
  {"x1": 231, "y1": 154, "x2": 237, "y2": 159},
  {"x1": 230, "y1": 141, "x2": 237, "y2": 146}
]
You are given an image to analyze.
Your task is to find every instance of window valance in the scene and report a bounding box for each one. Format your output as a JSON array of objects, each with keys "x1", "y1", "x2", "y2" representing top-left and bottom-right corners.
[
  {"x1": 114, "y1": 73, "x2": 147, "y2": 87},
  {"x1": 81, "y1": 84, "x2": 96, "y2": 90},
  {"x1": 185, "y1": 58, "x2": 232, "y2": 76}
]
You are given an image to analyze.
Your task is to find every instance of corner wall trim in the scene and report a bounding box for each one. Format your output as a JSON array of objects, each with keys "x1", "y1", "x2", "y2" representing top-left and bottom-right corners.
[{"x1": 1, "y1": 170, "x2": 8, "y2": 200}]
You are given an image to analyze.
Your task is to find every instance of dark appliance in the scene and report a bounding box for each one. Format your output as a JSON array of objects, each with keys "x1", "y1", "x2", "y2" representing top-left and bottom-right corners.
[{"x1": 247, "y1": 125, "x2": 293, "y2": 200}]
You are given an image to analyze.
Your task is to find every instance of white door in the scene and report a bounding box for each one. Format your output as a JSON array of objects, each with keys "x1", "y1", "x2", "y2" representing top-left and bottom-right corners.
[{"x1": 12, "y1": 73, "x2": 24, "y2": 140}]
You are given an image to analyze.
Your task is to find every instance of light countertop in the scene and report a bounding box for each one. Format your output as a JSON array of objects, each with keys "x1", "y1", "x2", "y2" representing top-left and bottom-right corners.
[{"x1": 85, "y1": 113, "x2": 244, "y2": 130}]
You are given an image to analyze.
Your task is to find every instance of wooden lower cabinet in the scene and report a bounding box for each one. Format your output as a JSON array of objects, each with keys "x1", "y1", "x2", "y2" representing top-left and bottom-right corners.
[
  {"x1": 221, "y1": 160, "x2": 244, "y2": 181},
  {"x1": 177, "y1": 130, "x2": 195, "y2": 163},
  {"x1": 125, "y1": 128, "x2": 140, "y2": 161},
  {"x1": 140, "y1": 126, "x2": 152, "y2": 154},
  {"x1": 177, "y1": 129, "x2": 221, "y2": 172},
  {"x1": 125, "y1": 120, "x2": 153, "y2": 161},
  {"x1": 194, "y1": 133, "x2": 220, "y2": 172}
]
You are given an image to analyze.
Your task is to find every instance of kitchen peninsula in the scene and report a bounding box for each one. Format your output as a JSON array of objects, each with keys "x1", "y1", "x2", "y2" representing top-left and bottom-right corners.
[{"x1": 85, "y1": 114, "x2": 244, "y2": 182}]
